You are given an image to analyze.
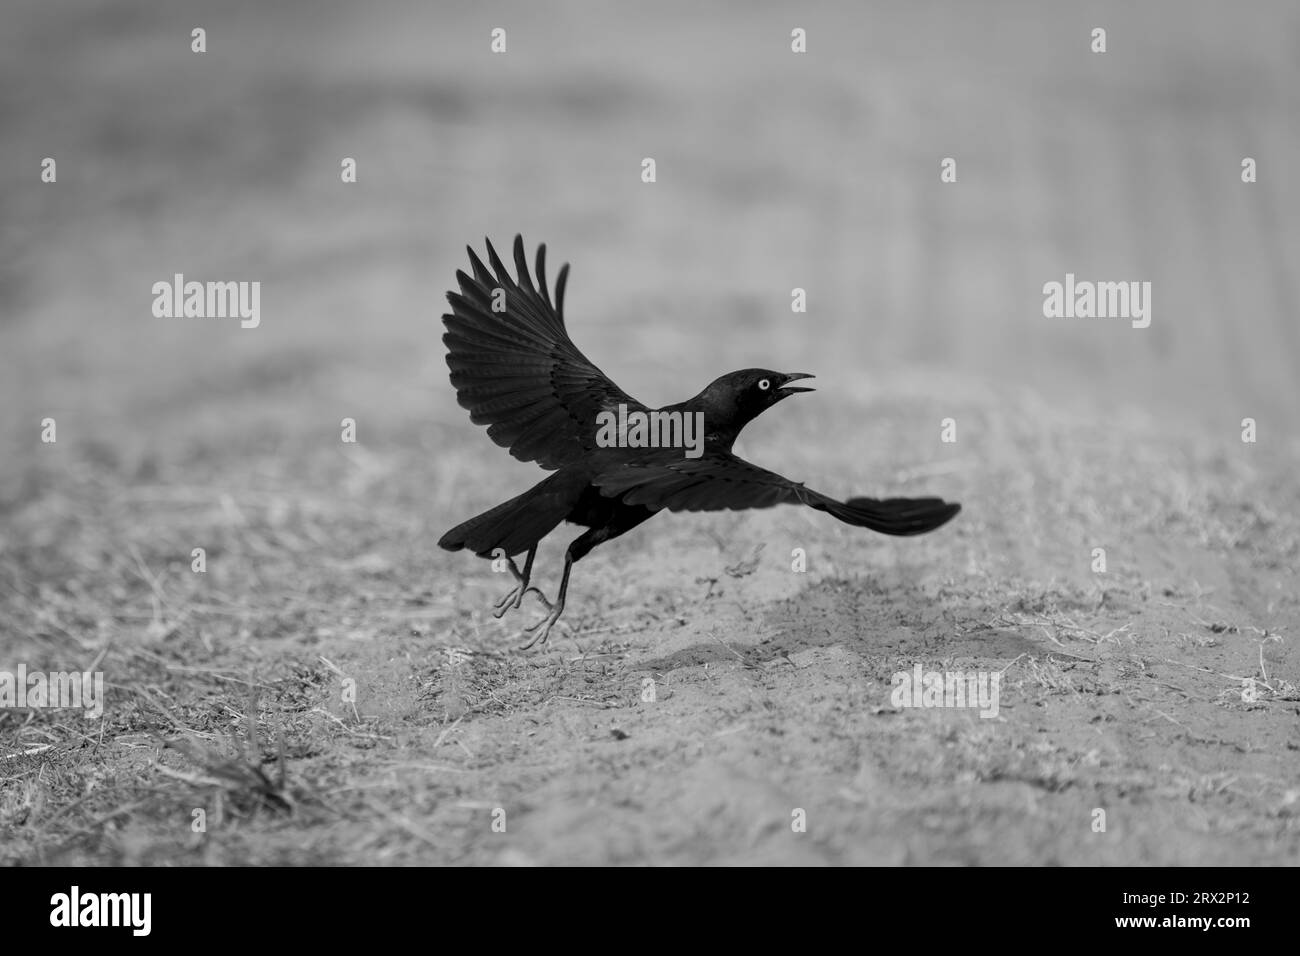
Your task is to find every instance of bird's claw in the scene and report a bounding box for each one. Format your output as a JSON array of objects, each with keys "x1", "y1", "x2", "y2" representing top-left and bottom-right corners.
[
  {"x1": 492, "y1": 584, "x2": 525, "y2": 618},
  {"x1": 492, "y1": 556, "x2": 544, "y2": 618},
  {"x1": 494, "y1": 583, "x2": 552, "y2": 619},
  {"x1": 519, "y1": 600, "x2": 565, "y2": 650}
]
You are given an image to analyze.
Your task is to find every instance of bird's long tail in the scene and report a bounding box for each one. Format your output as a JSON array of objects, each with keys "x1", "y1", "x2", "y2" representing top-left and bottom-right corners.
[
  {"x1": 818, "y1": 496, "x2": 961, "y2": 536},
  {"x1": 438, "y1": 471, "x2": 579, "y2": 558}
]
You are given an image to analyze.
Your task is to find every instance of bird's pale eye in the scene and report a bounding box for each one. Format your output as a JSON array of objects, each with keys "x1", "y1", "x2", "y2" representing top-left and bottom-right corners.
[{"x1": 757, "y1": 379, "x2": 771, "y2": 391}]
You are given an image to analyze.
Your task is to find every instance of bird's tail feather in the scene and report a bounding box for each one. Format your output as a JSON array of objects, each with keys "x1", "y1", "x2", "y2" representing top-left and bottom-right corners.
[
  {"x1": 820, "y1": 496, "x2": 961, "y2": 536},
  {"x1": 438, "y1": 472, "x2": 577, "y2": 558}
]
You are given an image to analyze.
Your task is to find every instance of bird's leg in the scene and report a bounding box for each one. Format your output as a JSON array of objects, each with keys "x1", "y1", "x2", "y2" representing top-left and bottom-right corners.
[
  {"x1": 520, "y1": 551, "x2": 573, "y2": 649},
  {"x1": 492, "y1": 547, "x2": 539, "y2": 618}
]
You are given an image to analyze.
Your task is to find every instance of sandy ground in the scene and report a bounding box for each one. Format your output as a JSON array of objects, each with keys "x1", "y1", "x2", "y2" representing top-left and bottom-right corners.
[{"x1": 1, "y1": 0, "x2": 1298, "y2": 865}]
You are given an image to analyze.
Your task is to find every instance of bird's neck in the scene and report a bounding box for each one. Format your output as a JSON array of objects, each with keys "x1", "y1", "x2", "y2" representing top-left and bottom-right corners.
[{"x1": 665, "y1": 396, "x2": 750, "y2": 452}]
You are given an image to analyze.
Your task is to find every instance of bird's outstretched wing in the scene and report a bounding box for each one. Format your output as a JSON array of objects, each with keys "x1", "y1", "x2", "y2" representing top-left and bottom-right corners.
[
  {"x1": 443, "y1": 235, "x2": 644, "y2": 470},
  {"x1": 594, "y1": 453, "x2": 961, "y2": 536}
]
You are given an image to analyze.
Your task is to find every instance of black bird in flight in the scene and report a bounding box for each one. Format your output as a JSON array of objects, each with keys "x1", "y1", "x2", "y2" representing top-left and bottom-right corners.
[{"x1": 439, "y1": 236, "x2": 960, "y2": 647}]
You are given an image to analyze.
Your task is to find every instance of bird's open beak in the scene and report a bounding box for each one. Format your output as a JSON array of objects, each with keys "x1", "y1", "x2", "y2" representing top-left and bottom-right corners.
[{"x1": 777, "y1": 372, "x2": 816, "y2": 395}]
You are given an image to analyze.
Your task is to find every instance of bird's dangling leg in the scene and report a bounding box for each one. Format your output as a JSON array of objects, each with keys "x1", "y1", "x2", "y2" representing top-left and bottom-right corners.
[
  {"x1": 492, "y1": 546, "x2": 549, "y2": 618},
  {"x1": 520, "y1": 550, "x2": 574, "y2": 649},
  {"x1": 518, "y1": 517, "x2": 650, "y2": 650}
]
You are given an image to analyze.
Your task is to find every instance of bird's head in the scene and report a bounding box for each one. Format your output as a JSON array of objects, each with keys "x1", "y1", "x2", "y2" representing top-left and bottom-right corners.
[{"x1": 692, "y1": 369, "x2": 815, "y2": 442}]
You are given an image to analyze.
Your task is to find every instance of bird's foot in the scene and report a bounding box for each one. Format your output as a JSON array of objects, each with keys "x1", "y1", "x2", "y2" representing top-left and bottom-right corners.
[
  {"x1": 519, "y1": 598, "x2": 566, "y2": 650},
  {"x1": 492, "y1": 582, "x2": 524, "y2": 618},
  {"x1": 492, "y1": 559, "x2": 544, "y2": 618}
]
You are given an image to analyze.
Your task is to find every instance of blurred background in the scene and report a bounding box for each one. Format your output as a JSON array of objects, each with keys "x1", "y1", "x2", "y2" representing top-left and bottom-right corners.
[{"x1": 2, "y1": 0, "x2": 1298, "y2": 519}]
